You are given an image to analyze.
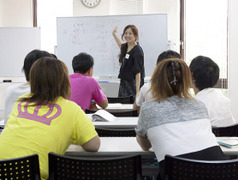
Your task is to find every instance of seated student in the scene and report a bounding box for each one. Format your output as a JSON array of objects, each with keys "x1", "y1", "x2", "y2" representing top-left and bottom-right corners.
[
  {"x1": 190, "y1": 56, "x2": 236, "y2": 127},
  {"x1": 4, "y1": 49, "x2": 51, "y2": 125},
  {"x1": 133, "y1": 50, "x2": 181, "y2": 112},
  {"x1": 69, "y1": 52, "x2": 108, "y2": 111},
  {"x1": 0, "y1": 57, "x2": 100, "y2": 180},
  {"x1": 135, "y1": 59, "x2": 227, "y2": 179}
]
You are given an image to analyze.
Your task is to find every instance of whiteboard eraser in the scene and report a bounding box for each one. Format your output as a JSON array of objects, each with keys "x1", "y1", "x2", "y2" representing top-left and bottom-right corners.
[{"x1": 3, "y1": 80, "x2": 12, "y2": 82}]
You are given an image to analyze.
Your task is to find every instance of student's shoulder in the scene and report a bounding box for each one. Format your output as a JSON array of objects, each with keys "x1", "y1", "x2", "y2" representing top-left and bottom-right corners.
[
  {"x1": 58, "y1": 97, "x2": 84, "y2": 111},
  {"x1": 85, "y1": 76, "x2": 99, "y2": 85},
  {"x1": 141, "y1": 82, "x2": 150, "y2": 91},
  {"x1": 141, "y1": 99, "x2": 158, "y2": 110},
  {"x1": 6, "y1": 84, "x2": 30, "y2": 100},
  {"x1": 59, "y1": 97, "x2": 77, "y2": 105},
  {"x1": 6, "y1": 83, "x2": 27, "y2": 92}
]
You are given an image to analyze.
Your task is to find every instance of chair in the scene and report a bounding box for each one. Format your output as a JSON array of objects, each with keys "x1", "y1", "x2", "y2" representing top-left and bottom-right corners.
[
  {"x1": 48, "y1": 152, "x2": 142, "y2": 180},
  {"x1": 0, "y1": 154, "x2": 40, "y2": 180},
  {"x1": 85, "y1": 109, "x2": 138, "y2": 117},
  {"x1": 108, "y1": 96, "x2": 134, "y2": 104},
  {"x1": 163, "y1": 154, "x2": 238, "y2": 180},
  {"x1": 96, "y1": 127, "x2": 136, "y2": 137},
  {"x1": 212, "y1": 124, "x2": 238, "y2": 137}
]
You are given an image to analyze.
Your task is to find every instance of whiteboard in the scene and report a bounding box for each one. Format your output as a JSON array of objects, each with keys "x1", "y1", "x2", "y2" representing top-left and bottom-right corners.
[
  {"x1": 56, "y1": 14, "x2": 167, "y2": 77},
  {"x1": 0, "y1": 27, "x2": 41, "y2": 77}
]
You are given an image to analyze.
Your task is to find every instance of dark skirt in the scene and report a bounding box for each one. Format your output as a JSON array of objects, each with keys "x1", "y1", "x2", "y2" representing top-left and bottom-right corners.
[
  {"x1": 118, "y1": 79, "x2": 144, "y2": 101},
  {"x1": 118, "y1": 79, "x2": 136, "y2": 100}
]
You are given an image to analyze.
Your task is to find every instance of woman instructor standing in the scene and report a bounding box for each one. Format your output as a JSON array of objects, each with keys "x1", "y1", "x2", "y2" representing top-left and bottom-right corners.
[{"x1": 112, "y1": 25, "x2": 145, "y2": 100}]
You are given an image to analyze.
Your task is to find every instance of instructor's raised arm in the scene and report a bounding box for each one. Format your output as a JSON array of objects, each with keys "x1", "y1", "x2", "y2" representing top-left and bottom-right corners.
[{"x1": 112, "y1": 26, "x2": 123, "y2": 48}]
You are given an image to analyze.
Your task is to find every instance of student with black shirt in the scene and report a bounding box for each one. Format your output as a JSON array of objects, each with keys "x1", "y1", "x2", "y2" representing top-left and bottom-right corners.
[{"x1": 112, "y1": 25, "x2": 145, "y2": 101}]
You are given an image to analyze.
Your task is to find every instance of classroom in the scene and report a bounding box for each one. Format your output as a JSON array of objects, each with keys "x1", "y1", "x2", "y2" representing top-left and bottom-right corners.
[{"x1": 0, "y1": 0, "x2": 238, "y2": 179}]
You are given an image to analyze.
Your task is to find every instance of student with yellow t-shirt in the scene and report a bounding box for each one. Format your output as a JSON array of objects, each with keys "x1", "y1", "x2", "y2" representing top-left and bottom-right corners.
[{"x1": 0, "y1": 57, "x2": 100, "y2": 180}]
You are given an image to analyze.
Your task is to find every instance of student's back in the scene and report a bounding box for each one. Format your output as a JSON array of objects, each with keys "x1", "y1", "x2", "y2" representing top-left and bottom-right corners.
[
  {"x1": 69, "y1": 52, "x2": 108, "y2": 111},
  {"x1": 190, "y1": 56, "x2": 236, "y2": 127},
  {"x1": 4, "y1": 49, "x2": 51, "y2": 125},
  {"x1": 70, "y1": 73, "x2": 106, "y2": 111},
  {"x1": 0, "y1": 57, "x2": 100, "y2": 179},
  {"x1": 135, "y1": 59, "x2": 226, "y2": 179},
  {"x1": 134, "y1": 50, "x2": 181, "y2": 112}
]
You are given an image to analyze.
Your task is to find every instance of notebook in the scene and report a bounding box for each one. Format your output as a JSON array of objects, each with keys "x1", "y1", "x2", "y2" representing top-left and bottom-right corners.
[
  {"x1": 91, "y1": 110, "x2": 117, "y2": 122},
  {"x1": 218, "y1": 139, "x2": 238, "y2": 149}
]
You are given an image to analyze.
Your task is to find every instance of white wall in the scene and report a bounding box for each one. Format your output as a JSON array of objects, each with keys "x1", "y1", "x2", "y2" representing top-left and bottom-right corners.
[
  {"x1": 73, "y1": 0, "x2": 110, "y2": 16},
  {"x1": 144, "y1": 0, "x2": 180, "y2": 52},
  {"x1": 228, "y1": 0, "x2": 238, "y2": 120},
  {"x1": 0, "y1": 0, "x2": 33, "y2": 27},
  {"x1": 0, "y1": 0, "x2": 33, "y2": 120}
]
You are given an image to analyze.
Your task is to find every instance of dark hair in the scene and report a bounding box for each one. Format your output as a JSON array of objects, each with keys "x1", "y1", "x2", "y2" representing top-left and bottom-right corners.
[
  {"x1": 22, "y1": 49, "x2": 51, "y2": 81},
  {"x1": 150, "y1": 58, "x2": 193, "y2": 101},
  {"x1": 50, "y1": 53, "x2": 58, "y2": 59},
  {"x1": 119, "y1": 25, "x2": 139, "y2": 63},
  {"x1": 157, "y1": 50, "x2": 181, "y2": 64},
  {"x1": 19, "y1": 57, "x2": 71, "y2": 105},
  {"x1": 189, "y1": 56, "x2": 219, "y2": 90},
  {"x1": 72, "y1": 52, "x2": 94, "y2": 73}
]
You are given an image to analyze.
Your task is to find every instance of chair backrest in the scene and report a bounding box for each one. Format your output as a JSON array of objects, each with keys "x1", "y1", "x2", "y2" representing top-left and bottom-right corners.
[
  {"x1": 0, "y1": 154, "x2": 40, "y2": 180},
  {"x1": 212, "y1": 124, "x2": 238, "y2": 137},
  {"x1": 48, "y1": 152, "x2": 142, "y2": 180},
  {"x1": 96, "y1": 127, "x2": 136, "y2": 137},
  {"x1": 108, "y1": 96, "x2": 134, "y2": 104},
  {"x1": 85, "y1": 109, "x2": 138, "y2": 117},
  {"x1": 164, "y1": 154, "x2": 238, "y2": 180}
]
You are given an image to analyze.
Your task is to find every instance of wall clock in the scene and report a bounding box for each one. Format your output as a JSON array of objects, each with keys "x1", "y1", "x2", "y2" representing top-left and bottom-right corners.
[{"x1": 81, "y1": 0, "x2": 101, "y2": 8}]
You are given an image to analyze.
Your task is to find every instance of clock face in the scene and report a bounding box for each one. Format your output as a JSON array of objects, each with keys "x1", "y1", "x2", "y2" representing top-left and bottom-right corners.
[{"x1": 81, "y1": 0, "x2": 101, "y2": 8}]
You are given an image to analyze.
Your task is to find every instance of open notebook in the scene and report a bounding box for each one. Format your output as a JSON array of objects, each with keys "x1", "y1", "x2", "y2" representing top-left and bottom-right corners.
[{"x1": 91, "y1": 110, "x2": 117, "y2": 122}]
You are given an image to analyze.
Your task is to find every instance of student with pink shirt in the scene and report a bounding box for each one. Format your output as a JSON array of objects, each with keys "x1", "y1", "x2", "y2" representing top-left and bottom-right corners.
[{"x1": 69, "y1": 52, "x2": 108, "y2": 111}]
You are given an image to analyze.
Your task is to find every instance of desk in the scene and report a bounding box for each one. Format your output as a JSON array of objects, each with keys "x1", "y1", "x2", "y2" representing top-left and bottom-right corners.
[
  {"x1": 66, "y1": 137, "x2": 158, "y2": 177},
  {"x1": 66, "y1": 137, "x2": 238, "y2": 177},
  {"x1": 87, "y1": 114, "x2": 138, "y2": 128},
  {"x1": 97, "y1": 103, "x2": 133, "y2": 110},
  {"x1": 106, "y1": 103, "x2": 133, "y2": 109},
  {"x1": 66, "y1": 137, "x2": 238, "y2": 157}
]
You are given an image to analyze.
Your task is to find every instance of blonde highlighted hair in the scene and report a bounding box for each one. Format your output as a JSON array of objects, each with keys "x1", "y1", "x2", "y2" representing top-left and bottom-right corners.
[{"x1": 149, "y1": 58, "x2": 193, "y2": 101}]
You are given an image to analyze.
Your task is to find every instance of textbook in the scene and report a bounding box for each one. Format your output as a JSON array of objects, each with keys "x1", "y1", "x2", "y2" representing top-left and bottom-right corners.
[
  {"x1": 91, "y1": 110, "x2": 117, "y2": 122},
  {"x1": 218, "y1": 139, "x2": 238, "y2": 149}
]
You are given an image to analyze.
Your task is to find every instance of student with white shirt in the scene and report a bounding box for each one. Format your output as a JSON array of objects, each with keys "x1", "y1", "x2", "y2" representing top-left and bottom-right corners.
[
  {"x1": 133, "y1": 50, "x2": 181, "y2": 112},
  {"x1": 4, "y1": 49, "x2": 51, "y2": 125},
  {"x1": 189, "y1": 55, "x2": 236, "y2": 127}
]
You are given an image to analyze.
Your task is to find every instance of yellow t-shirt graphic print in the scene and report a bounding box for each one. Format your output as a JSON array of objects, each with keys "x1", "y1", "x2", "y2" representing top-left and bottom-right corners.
[{"x1": 17, "y1": 101, "x2": 62, "y2": 125}]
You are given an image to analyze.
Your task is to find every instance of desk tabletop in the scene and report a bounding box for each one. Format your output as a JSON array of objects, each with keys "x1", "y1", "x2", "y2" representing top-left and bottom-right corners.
[
  {"x1": 87, "y1": 114, "x2": 138, "y2": 128},
  {"x1": 67, "y1": 137, "x2": 238, "y2": 156},
  {"x1": 97, "y1": 103, "x2": 133, "y2": 110},
  {"x1": 67, "y1": 137, "x2": 150, "y2": 154}
]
